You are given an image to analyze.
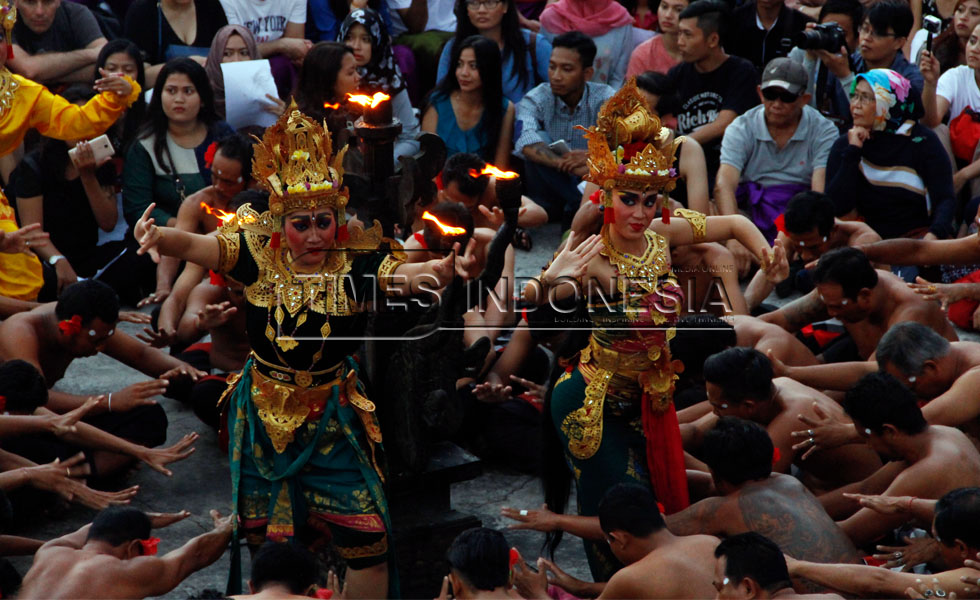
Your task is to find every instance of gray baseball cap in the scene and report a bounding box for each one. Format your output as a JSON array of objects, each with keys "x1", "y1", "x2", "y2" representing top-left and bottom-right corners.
[{"x1": 761, "y1": 57, "x2": 809, "y2": 95}]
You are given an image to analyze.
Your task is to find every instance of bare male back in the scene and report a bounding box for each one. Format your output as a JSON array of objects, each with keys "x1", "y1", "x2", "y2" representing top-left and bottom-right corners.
[
  {"x1": 601, "y1": 534, "x2": 721, "y2": 599},
  {"x1": 666, "y1": 474, "x2": 860, "y2": 565}
]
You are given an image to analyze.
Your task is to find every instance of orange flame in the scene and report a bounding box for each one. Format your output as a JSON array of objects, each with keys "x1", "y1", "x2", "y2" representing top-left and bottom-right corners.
[
  {"x1": 346, "y1": 92, "x2": 390, "y2": 108},
  {"x1": 323, "y1": 102, "x2": 341, "y2": 109},
  {"x1": 469, "y1": 164, "x2": 519, "y2": 180},
  {"x1": 422, "y1": 211, "x2": 467, "y2": 236},
  {"x1": 200, "y1": 202, "x2": 236, "y2": 225}
]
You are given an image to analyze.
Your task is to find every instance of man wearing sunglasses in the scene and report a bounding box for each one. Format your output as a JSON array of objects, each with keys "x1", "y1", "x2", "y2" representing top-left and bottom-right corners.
[{"x1": 715, "y1": 57, "x2": 838, "y2": 276}]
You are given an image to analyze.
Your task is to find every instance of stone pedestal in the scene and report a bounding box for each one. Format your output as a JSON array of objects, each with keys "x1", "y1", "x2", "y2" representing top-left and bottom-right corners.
[{"x1": 390, "y1": 442, "x2": 482, "y2": 598}]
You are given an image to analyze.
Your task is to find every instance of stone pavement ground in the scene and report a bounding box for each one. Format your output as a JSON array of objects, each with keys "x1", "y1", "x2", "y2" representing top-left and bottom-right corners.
[{"x1": 9, "y1": 222, "x2": 976, "y2": 598}]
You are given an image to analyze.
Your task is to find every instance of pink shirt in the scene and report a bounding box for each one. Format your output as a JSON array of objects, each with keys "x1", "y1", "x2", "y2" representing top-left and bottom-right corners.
[{"x1": 626, "y1": 34, "x2": 680, "y2": 78}]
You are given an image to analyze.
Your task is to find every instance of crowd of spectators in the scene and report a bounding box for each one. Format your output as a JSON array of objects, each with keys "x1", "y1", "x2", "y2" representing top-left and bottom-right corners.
[{"x1": 6, "y1": 0, "x2": 980, "y2": 596}]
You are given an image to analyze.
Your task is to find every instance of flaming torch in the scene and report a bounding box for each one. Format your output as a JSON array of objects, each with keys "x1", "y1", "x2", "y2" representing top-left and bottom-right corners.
[
  {"x1": 348, "y1": 91, "x2": 403, "y2": 236},
  {"x1": 422, "y1": 211, "x2": 468, "y2": 236},
  {"x1": 347, "y1": 92, "x2": 393, "y2": 127},
  {"x1": 469, "y1": 164, "x2": 522, "y2": 219},
  {"x1": 200, "y1": 202, "x2": 236, "y2": 228}
]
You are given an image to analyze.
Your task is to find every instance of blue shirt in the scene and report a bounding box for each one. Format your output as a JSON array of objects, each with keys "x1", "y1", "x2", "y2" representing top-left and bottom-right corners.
[
  {"x1": 431, "y1": 92, "x2": 510, "y2": 161},
  {"x1": 437, "y1": 30, "x2": 552, "y2": 104}
]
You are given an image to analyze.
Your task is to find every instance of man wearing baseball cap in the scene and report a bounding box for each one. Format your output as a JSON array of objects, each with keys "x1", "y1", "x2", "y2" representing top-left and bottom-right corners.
[{"x1": 714, "y1": 57, "x2": 839, "y2": 275}]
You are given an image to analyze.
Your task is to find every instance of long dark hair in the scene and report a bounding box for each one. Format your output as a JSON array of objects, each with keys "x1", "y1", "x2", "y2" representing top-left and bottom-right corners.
[
  {"x1": 140, "y1": 58, "x2": 218, "y2": 175},
  {"x1": 449, "y1": 0, "x2": 531, "y2": 90},
  {"x1": 430, "y1": 35, "x2": 505, "y2": 159},
  {"x1": 295, "y1": 42, "x2": 355, "y2": 125},
  {"x1": 39, "y1": 85, "x2": 100, "y2": 183},
  {"x1": 95, "y1": 39, "x2": 146, "y2": 153},
  {"x1": 933, "y1": 0, "x2": 979, "y2": 72}
]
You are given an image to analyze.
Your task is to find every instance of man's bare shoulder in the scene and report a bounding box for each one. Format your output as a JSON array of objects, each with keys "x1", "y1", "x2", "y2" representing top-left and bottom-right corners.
[
  {"x1": 610, "y1": 536, "x2": 719, "y2": 598},
  {"x1": 0, "y1": 309, "x2": 44, "y2": 356}
]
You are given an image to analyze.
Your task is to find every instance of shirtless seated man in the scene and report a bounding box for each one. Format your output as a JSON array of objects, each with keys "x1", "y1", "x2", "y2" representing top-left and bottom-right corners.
[
  {"x1": 773, "y1": 322, "x2": 980, "y2": 452},
  {"x1": 514, "y1": 483, "x2": 719, "y2": 600},
  {"x1": 693, "y1": 348, "x2": 881, "y2": 489},
  {"x1": 760, "y1": 247, "x2": 956, "y2": 363},
  {"x1": 404, "y1": 201, "x2": 514, "y2": 349},
  {"x1": 0, "y1": 280, "x2": 202, "y2": 477},
  {"x1": 668, "y1": 418, "x2": 861, "y2": 567},
  {"x1": 148, "y1": 133, "x2": 253, "y2": 309},
  {"x1": 18, "y1": 506, "x2": 233, "y2": 599},
  {"x1": 503, "y1": 418, "x2": 860, "y2": 568},
  {"x1": 232, "y1": 542, "x2": 320, "y2": 600},
  {"x1": 714, "y1": 532, "x2": 844, "y2": 599},
  {"x1": 820, "y1": 372, "x2": 980, "y2": 549},
  {"x1": 744, "y1": 191, "x2": 880, "y2": 310},
  {"x1": 439, "y1": 152, "x2": 548, "y2": 233},
  {"x1": 671, "y1": 315, "x2": 816, "y2": 415},
  {"x1": 167, "y1": 276, "x2": 249, "y2": 429},
  {"x1": 788, "y1": 487, "x2": 980, "y2": 598}
]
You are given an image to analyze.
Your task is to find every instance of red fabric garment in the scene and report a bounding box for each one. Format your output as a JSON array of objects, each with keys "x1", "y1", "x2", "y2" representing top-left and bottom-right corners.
[
  {"x1": 946, "y1": 269, "x2": 980, "y2": 329},
  {"x1": 642, "y1": 398, "x2": 689, "y2": 513},
  {"x1": 540, "y1": 0, "x2": 632, "y2": 36},
  {"x1": 413, "y1": 231, "x2": 428, "y2": 249}
]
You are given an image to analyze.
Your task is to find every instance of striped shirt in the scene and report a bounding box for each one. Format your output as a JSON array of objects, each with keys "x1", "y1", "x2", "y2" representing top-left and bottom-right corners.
[{"x1": 514, "y1": 81, "x2": 616, "y2": 153}]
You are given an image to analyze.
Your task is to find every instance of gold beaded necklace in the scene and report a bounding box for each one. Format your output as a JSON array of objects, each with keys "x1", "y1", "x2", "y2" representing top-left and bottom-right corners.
[{"x1": 600, "y1": 227, "x2": 671, "y2": 295}]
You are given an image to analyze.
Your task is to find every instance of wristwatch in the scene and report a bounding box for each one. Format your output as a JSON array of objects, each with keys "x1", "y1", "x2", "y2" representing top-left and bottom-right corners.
[{"x1": 48, "y1": 255, "x2": 66, "y2": 266}]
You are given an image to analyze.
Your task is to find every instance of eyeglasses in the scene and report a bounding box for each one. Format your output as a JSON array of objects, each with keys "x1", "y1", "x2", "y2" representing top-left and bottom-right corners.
[
  {"x1": 859, "y1": 23, "x2": 897, "y2": 39},
  {"x1": 761, "y1": 87, "x2": 801, "y2": 103},
  {"x1": 848, "y1": 91, "x2": 876, "y2": 105},
  {"x1": 465, "y1": 0, "x2": 502, "y2": 8}
]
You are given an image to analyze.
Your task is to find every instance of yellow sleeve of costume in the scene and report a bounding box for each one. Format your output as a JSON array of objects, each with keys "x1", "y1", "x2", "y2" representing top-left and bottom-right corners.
[{"x1": 24, "y1": 74, "x2": 141, "y2": 142}]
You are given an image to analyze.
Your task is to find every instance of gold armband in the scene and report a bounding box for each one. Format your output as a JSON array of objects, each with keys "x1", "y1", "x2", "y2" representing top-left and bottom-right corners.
[
  {"x1": 673, "y1": 208, "x2": 706, "y2": 242},
  {"x1": 215, "y1": 232, "x2": 241, "y2": 274}
]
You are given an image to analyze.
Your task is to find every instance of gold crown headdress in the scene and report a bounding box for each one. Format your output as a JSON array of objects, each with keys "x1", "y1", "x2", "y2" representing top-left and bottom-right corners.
[
  {"x1": 252, "y1": 101, "x2": 350, "y2": 243},
  {"x1": 578, "y1": 78, "x2": 683, "y2": 224},
  {"x1": 0, "y1": 0, "x2": 15, "y2": 52}
]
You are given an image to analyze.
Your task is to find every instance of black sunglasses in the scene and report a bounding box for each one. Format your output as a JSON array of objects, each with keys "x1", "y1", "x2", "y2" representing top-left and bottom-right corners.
[{"x1": 762, "y1": 87, "x2": 801, "y2": 103}]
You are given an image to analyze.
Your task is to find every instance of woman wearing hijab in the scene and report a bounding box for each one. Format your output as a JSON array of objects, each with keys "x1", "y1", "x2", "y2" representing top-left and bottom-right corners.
[
  {"x1": 205, "y1": 25, "x2": 285, "y2": 122},
  {"x1": 538, "y1": 0, "x2": 634, "y2": 86},
  {"x1": 827, "y1": 69, "x2": 956, "y2": 241},
  {"x1": 338, "y1": 8, "x2": 421, "y2": 160}
]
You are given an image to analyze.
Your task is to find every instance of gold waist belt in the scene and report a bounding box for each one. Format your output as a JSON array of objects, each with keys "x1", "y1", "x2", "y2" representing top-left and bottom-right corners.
[
  {"x1": 561, "y1": 337, "x2": 676, "y2": 460},
  {"x1": 247, "y1": 353, "x2": 381, "y2": 454},
  {"x1": 250, "y1": 352, "x2": 343, "y2": 389}
]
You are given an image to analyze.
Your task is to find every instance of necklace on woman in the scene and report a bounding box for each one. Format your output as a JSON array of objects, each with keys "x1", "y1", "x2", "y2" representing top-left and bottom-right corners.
[{"x1": 600, "y1": 227, "x2": 670, "y2": 295}]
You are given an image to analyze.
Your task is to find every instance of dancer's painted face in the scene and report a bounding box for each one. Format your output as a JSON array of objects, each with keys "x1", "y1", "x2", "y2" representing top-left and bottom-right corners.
[
  {"x1": 284, "y1": 208, "x2": 337, "y2": 269},
  {"x1": 611, "y1": 190, "x2": 658, "y2": 240}
]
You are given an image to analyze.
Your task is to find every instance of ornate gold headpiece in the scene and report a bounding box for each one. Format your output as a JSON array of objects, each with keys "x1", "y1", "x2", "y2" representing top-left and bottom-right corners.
[
  {"x1": 579, "y1": 78, "x2": 683, "y2": 196},
  {"x1": 252, "y1": 101, "x2": 349, "y2": 221},
  {"x1": 0, "y1": 0, "x2": 15, "y2": 41}
]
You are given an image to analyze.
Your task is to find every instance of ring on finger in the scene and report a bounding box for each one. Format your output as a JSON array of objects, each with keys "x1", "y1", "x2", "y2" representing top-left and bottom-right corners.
[
  {"x1": 807, "y1": 429, "x2": 814, "y2": 436},
  {"x1": 519, "y1": 509, "x2": 529, "y2": 516},
  {"x1": 894, "y1": 552, "x2": 903, "y2": 559},
  {"x1": 65, "y1": 468, "x2": 70, "y2": 477},
  {"x1": 809, "y1": 437, "x2": 815, "y2": 446}
]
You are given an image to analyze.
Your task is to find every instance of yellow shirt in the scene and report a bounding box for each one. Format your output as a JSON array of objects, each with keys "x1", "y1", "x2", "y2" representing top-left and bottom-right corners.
[{"x1": 0, "y1": 70, "x2": 141, "y2": 300}]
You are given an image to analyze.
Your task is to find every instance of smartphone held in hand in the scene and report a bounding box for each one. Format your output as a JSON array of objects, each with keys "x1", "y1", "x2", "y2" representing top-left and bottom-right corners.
[{"x1": 68, "y1": 134, "x2": 114, "y2": 164}]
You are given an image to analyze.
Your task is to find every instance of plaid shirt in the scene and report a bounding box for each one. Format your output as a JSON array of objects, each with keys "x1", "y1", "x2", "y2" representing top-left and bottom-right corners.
[{"x1": 514, "y1": 81, "x2": 616, "y2": 152}]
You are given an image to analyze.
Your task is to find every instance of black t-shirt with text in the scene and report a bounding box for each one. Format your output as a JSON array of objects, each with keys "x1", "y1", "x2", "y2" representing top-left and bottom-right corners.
[{"x1": 667, "y1": 56, "x2": 759, "y2": 177}]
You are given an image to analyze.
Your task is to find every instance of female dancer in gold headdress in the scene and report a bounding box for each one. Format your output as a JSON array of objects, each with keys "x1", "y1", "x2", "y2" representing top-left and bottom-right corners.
[
  {"x1": 0, "y1": 0, "x2": 140, "y2": 301},
  {"x1": 516, "y1": 79, "x2": 782, "y2": 579},
  {"x1": 133, "y1": 105, "x2": 460, "y2": 599}
]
